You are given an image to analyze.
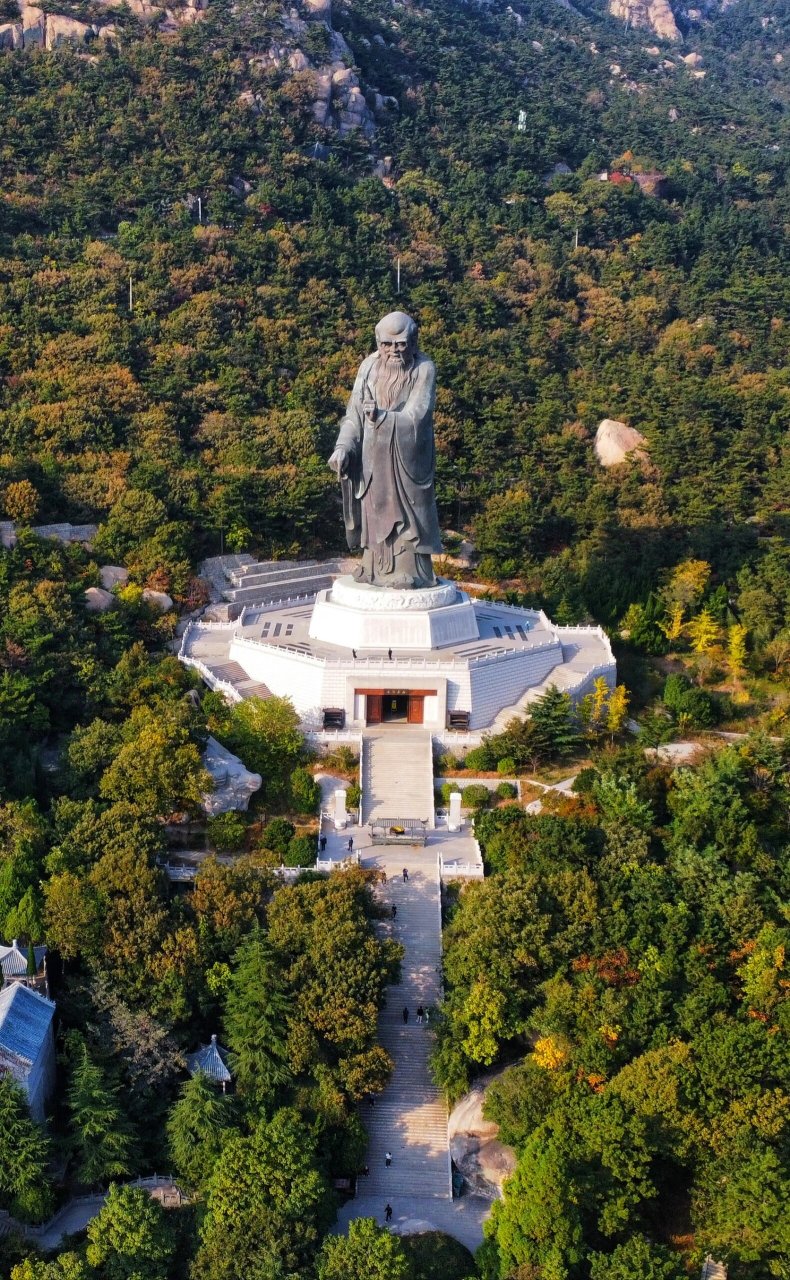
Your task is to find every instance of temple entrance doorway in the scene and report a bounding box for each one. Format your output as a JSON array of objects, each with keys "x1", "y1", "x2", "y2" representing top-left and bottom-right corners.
[
  {"x1": 383, "y1": 693, "x2": 409, "y2": 723},
  {"x1": 361, "y1": 690, "x2": 433, "y2": 727}
]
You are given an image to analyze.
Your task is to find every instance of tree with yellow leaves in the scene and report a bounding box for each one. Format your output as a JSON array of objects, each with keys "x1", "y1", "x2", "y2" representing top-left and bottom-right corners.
[
  {"x1": 728, "y1": 624, "x2": 748, "y2": 680},
  {"x1": 606, "y1": 685, "x2": 630, "y2": 737},
  {"x1": 4, "y1": 480, "x2": 39, "y2": 524},
  {"x1": 685, "y1": 609, "x2": 721, "y2": 655},
  {"x1": 533, "y1": 1035, "x2": 569, "y2": 1070},
  {"x1": 659, "y1": 603, "x2": 685, "y2": 646},
  {"x1": 581, "y1": 676, "x2": 611, "y2": 736},
  {"x1": 661, "y1": 559, "x2": 711, "y2": 613}
]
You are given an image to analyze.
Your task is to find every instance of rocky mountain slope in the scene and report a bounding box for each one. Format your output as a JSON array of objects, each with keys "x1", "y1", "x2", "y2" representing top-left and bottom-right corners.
[
  {"x1": 0, "y1": 0, "x2": 774, "y2": 124},
  {"x1": 0, "y1": 0, "x2": 206, "y2": 49},
  {"x1": 0, "y1": 0, "x2": 400, "y2": 137}
]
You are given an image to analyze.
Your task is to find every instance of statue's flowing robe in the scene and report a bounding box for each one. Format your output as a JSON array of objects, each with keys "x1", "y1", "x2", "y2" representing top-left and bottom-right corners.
[{"x1": 334, "y1": 351, "x2": 443, "y2": 560}]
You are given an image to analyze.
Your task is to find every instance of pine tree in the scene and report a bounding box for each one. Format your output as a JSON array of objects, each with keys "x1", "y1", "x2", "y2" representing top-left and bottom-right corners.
[
  {"x1": 65, "y1": 1034, "x2": 133, "y2": 1187},
  {"x1": 0, "y1": 1076, "x2": 53, "y2": 1222},
  {"x1": 224, "y1": 930, "x2": 293, "y2": 1107},
  {"x1": 528, "y1": 687, "x2": 581, "y2": 760},
  {"x1": 167, "y1": 1073, "x2": 237, "y2": 1192}
]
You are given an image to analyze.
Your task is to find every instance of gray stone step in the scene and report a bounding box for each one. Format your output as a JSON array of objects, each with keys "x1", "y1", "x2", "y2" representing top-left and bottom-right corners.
[
  {"x1": 362, "y1": 732, "x2": 434, "y2": 825},
  {"x1": 231, "y1": 559, "x2": 317, "y2": 581},
  {"x1": 230, "y1": 561, "x2": 337, "y2": 588},
  {"x1": 223, "y1": 573, "x2": 337, "y2": 605}
]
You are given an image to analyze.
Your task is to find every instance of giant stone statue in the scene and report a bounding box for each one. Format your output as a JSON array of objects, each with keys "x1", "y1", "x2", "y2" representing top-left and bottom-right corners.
[{"x1": 329, "y1": 311, "x2": 443, "y2": 589}]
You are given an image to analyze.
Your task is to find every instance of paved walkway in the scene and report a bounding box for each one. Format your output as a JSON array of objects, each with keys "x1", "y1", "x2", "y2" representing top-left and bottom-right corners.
[
  {"x1": 358, "y1": 848, "x2": 449, "y2": 1199},
  {"x1": 336, "y1": 1190, "x2": 491, "y2": 1254},
  {"x1": 333, "y1": 842, "x2": 489, "y2": 1251},
  {"x1": 0, "y1": 1178, "x2": 184, "y2": 1248}
]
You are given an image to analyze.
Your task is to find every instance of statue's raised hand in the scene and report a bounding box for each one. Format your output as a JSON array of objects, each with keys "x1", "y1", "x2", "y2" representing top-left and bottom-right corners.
[{"x1": 329, "y1": 447, "x2": 352, "y2": 478}]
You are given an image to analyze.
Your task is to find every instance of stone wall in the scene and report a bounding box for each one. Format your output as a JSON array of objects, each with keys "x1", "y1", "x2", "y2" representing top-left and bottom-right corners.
[{"x1": 468, "y1": 644, "x2": 563, "y2": 729}]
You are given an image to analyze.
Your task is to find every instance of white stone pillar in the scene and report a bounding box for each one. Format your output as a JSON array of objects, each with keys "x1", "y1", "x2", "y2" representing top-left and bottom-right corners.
[
  {"x1": 448, "y1": 790, "x2": 462, "y2": 832},
  {"x1": 334, "y1": 788, "x2": 348, "y2": 829}
]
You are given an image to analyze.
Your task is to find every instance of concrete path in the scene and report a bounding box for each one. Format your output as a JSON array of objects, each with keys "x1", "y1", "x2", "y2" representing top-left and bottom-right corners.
[
  {"x1": 335, "y1": 1191, "x2": 491, "y2": 1254},
  {"x1": 334, "y1": 842, "x2": 490, "y2": 1252},
  {"x1": 0, "y1": 1178, "x2": 184, "y2": 1248},
  {"x1": 361, "y1": 848, "x2": 450, "y2": 1198},
  {"x1": 362, "y1": 730, "x2": 434, "y2": 826}
]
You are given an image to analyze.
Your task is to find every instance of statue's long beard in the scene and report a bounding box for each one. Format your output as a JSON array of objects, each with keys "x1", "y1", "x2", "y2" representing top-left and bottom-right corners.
[{"x1": 374, "y1": 356, "x2": 412, "y2": 409}]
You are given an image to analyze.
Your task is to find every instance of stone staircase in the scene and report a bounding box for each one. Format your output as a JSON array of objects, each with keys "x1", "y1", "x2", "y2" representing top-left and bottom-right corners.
[
  {"x1": 362, "y1": 853, "x2": 450, "y2": 1200},
  {"x1": 361, "y1": 731, "x2": 434, "y2": 827},
  {"x1": 488, "y1": 638, "x2": 612, "y2": 733},
  {"x1": 222, "y1": 559, "x2": 341, "y2": 606}
]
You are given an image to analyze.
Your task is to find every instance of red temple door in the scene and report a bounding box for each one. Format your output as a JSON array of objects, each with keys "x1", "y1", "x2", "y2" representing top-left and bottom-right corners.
[{"x1": 407, "y1": 694, "x2": 425, "y2": 724}]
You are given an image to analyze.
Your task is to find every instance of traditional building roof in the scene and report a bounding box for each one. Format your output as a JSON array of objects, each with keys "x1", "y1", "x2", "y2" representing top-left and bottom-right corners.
[
  {"x1": 0, "y1": 984, "x2": 55, "y2": 1072},
  {"x1": 0, "y1": 940, "x2": 47, "y2": 980},
  {"x1": 186, "y1": 1034, "x2": 232, "y2": 1085}
]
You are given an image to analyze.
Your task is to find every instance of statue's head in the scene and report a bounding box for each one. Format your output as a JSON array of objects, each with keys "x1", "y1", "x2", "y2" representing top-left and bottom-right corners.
[{"x1": 375, "y1": 311, "x2": 418, "y2": 368}]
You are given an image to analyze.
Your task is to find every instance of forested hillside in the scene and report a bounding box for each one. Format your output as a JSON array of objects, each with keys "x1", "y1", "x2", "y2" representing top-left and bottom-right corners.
[
  {"x1": 0, "y1": 0, "x2": 788, "y2": 637},
  {"x1": 0, "y1": 2, "x2": 788, "y2": 1277}
]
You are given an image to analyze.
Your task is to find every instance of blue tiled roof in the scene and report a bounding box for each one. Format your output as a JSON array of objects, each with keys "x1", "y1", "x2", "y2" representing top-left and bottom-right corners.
[
  {"x1": 186, "y1": 1034, "x2": 231, "y2": 1083},
  {"x1": 0, "y1": 984, "x2": 55, "y2": 1065},
  {"x1": 0, "y1": 941, "x2": 47, "y2": 979}
]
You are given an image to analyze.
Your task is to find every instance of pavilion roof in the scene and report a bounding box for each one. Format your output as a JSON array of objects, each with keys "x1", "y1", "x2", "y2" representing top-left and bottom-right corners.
[
  {"x1": 186, "y1": 1034, "x2": 232, "y2": 1084},
  {"x1": 0, "y1": 940, "x2": 47, "y2": 980}
]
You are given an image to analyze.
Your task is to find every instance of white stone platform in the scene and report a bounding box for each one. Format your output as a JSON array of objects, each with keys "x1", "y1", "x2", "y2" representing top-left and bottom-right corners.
[
  {"x1": 179, "y1": 567, "x2": 616, "y2": 734},
  {"x1": 310, "y1": 577, "x2": 480, "y2": 651}
]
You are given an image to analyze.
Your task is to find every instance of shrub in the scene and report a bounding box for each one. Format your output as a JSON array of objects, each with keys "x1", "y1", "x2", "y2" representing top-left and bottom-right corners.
[
  {"x1": 663, "y1": 673, "x2": 692, "y2": 711},
  {"x1": 572, "y1": 766, "x2": 599, "y2": 795},
  {"x1": 401, "y1": 1230, "x2": 475, "y2": 1280},
  {"x1": 260, "y1": 817, "x2": 295, "y2": 858},
  {"x1": 678, "y1": 686, "x2": 718, "y2": 727},
  {"x1": 464, "y1": 745, "x2": 496, "y2": 771},
  {"x1": 496, "y1": 781, "x2": 517, "y2": 800},
  {"x1": 206, "y1": 812, "x2": 247, "y2": 852},
  {"x1": 663, "y1": 673, "x2": 717, "y2": 727},
  {"x1": 346, "y1": 781, "x2": 362, "y2": 811},
  {"x1": 436, "y1": 752, "x2": 462, "y2": 773},
  {"x1": 497, "y1": 756, "x2": 516, "y2": 776},
  {"x1": 284, "y1": 835, "x2": 316, "y2": 867},
  {"x1": 461, "y1": 784, "x2": 490, "y2": 809},
  {"x1": 441, "y1": 782, "x2": 461, "y2": 805},
  {"x1": 322, "y1": 745, "x2": 358, "y2": 775},
  {"x1": 290, "y1": 766, "x2": 321, "y2": 815}
]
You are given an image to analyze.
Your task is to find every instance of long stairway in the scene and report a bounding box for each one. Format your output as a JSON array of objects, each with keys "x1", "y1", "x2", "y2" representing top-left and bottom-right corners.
[
  {"x1": 363, "y1": 851, "x2": 450, "y2": 1200},
  {"x1": 362, "y1": 731, "x2": 434, "y2": 826}
]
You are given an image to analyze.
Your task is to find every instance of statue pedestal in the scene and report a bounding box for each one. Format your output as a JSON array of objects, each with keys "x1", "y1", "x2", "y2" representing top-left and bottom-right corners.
[{"x1": 309, "y1": 576, "x2": 480, "y2": 651}]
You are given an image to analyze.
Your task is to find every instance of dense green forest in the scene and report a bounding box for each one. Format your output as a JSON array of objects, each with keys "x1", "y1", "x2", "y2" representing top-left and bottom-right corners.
[{"x1": 435, "y1": 741, "x2": 790, "y2": 1278}]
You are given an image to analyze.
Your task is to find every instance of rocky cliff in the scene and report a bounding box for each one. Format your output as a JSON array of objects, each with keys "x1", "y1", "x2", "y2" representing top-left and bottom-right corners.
[
  {"x1": 0, "y1": 0, "x2": 207, "y2": 50},
  {"x1": 0, "y1": 0, "x2": 384, "y2": 140},
  {"x1": 239, "y1": 4, "x2": 381, "y2": 139},
  {"x1": 607, "y1": 0, "x2": 681, "y2": 41}
]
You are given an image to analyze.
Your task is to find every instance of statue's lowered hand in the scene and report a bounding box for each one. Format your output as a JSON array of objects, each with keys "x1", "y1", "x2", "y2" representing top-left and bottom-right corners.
[{"x1": 329, "y1": 447, "x2": 352, "y2": 478}]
